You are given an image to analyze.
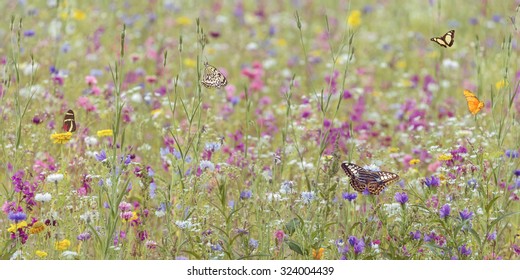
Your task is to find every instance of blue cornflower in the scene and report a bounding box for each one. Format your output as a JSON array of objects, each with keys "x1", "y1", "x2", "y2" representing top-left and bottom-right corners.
[
  {"x1": 200, "y1": 160, "x2": 215, "y2": 172},
  {"x1": 467, "y1": 179, "x2": 478, "y2": 189},
  {"x1": 8, "y1": 211, "x2": 27, "y2": 222},
  {"x1": 459, "y1": 209, "x2": 474, "y2": 221},
  {"x1": 77, "y1": 231, "x2": 91, "y2": 241},
  {"x1": 410, "y1": 230, "x2": 421, "y2": 240},
  {"x1": 95, "y1": 150, "x2": 107, "y2": 162},
  {"x1": 240, "y1": 190, "x2": 252, "y2": 200},
  {"x1": 205, "y1": 142, "x2": 221, "y2": 152},
  {"x1": 301, "y1": 191, "x2": 316, "y2": 204},
  {"x1": 487, "y1": 231, "x2": 497, "y2": 241},
  {"x1": 342, "y1": 192, "x2": 357, "y2": 202},
  {"x1": 424, "y1": 175, "x2": 440, "y2": 187},
  {"x1": 248, "y1": 238, "x2": 259, "y2": 249},
  {"x1": 439, "y1": 204, "x2": 451, "y2": 218},
  {"x1": 348, "y1": 236, "x2": 358, "y2": 246},
  {"x1": 394, "y1": 192, "x2": 409, "y2": 205}
]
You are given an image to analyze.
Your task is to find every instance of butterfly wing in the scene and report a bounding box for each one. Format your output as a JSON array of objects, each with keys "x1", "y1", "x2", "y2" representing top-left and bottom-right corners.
[
  {"x1": 201, "y1": 62, "x2": 228, "y2": 88},
  {"x1": 341, "y1": 162, "x2": 399, "y2": 195},
  {"x1": 62, "y1": 109, "x2": 76, "y2": 132},
  {"x1": 431, "y1": 30, "x2": 455, "y2": 48},
  {"x1": 367, "y1": 171, "x2": 400, "y2": 195},
  {"x1": 463, "y1": 90, "x2": 484, "y2": 115},
  {"x1": 341, "y1": 162, "x2": 367, "y2": 192}
]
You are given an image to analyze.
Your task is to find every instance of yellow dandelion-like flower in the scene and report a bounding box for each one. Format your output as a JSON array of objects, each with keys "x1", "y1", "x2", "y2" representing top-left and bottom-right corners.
[
  {"x1": 50, "y1": 132, "x2": 72, "y2": 144},
  {"x1": 8, "y1": 221, "x2": 28, "y2": 233},
  {"x1": 439, "y1": 173, "x2": 447, "y2": 182},
  {"x1": 495, "y1": 79, "x2": 508, "y2": 90},
  {"x1": 388, "y1": 147, "x2": 400, "y2": 153},
  {"x1": 29, "y1": 221, "x2": 45, "y2": 234},
  {"x1": 438, "y1": 154, "x2": 453, "y2": 161},
  {"x1": 409, "y1": 159, "x2": 420, "y2": 165},
  {"x1": 184, "y1": 58, "x2": 196, "y2": 68},
  {"x1": 276, "y1": 38, "x2": 287, "y2": 47},
  {"x1": 97, "y1": 129, "x2": 114, "y2": 137},
  {"x1": 72, "y1": 9, "x2": 86, "y2": 21},
  {"x1": 55, "y1": 239, "x2": 71, "y2": 251},
  {"x1": 176, "y1": 16, "x2": 192, "y2": 26},
  {"x1": 35, "y1": 250, "x2": 48, "y2": 258},
  {"x1": 347, "y1": 10, "x2": 362, "y2": 28},
  {"x1": 312, "y1": 248, "x2": 325, "y2": 260}
]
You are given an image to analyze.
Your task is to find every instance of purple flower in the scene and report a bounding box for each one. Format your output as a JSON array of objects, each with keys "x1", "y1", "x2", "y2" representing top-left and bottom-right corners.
[
  {"x1": 95, "y1": 150, "x2": 107, "y2": 162},
  {"x1": 424, "y1": 175, "x2": 440, "y2": 187},
  {"x1": 248, "y1": 238, "x2": 259, "y2": 249},
  {"x1": 8, "y1": 211, "x2": 27, "y2": 222},
  {"x1": 514, "y1": 170, "x2": 520, "y2": 177},
  {"x1": 240, "y1": 190, "x2": 252, "y2": 200},
  {"x1": 348, "y1": 236, "x2": 358, "y2": 246},
  {"x1": 459, "y1": 244, "x2": 472, "y2": 256},
  {"x1": 394, "y1": 192, "x2": 408, "y2": 205},
  {"x1": 410, "y1": 230, "x2": 421, "y2": 240},
  {"x1": 149, "y1": 181, "x2": 157, "y2": 199},
  {"x1": 342, "y1": 192, "x2": 357, "y2": 202},
  {"x1": 487, "y1": 231, "x2": 497, "y2": 241},
  {"x1": 505, "y1": 149, "x2": 519, "y2": 158},
  {"x1": 467, "y1": 179, "x2": 478, "y2": 189},
  {"x1": 439, "y1": 204, "x2": 451, "y2": 218},
  {"x1": 459, "y1": 209, "x2": 474, "y2": 221},
  {"x1": 24, "y1": 30, "x2": 35, "y2": 37},
  {"x1": 77, "y1": 231, "x2": 91, "y2": 241},
  {"x1": 353, "y1": 239, "x2": 365, "y2": 255}
]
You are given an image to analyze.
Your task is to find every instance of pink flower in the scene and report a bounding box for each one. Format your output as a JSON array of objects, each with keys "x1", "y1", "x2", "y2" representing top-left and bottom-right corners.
[
  {"x1": 76, "y1": 96, "x2": 97, "y2": 112},
  {"x1": 85, "y1": 75, "x2": 98, "y2": 86},
  {"x1": 274, "y1": 230, "x2": 285, "y2": 244},
  {"x1": 428, "y1": 161, "x2": 441, "y2": 172}
]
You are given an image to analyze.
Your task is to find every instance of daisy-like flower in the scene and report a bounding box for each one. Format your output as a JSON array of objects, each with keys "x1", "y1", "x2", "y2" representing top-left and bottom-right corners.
[
  {"x1": 409, "y1": 159, "x2": 420, "y2": 165},
  {"x1": 55, "y1": 239, "x2": 71, "y2": 251},
  {"x1": 46, "y1": 173, "x2": 64, "y2": 183},
  {"x1": 29, "y1": 221, "x2": 45, "y2": 234},
  {"x1": 97, "y1": 129, "x2": 113, "y2": 137},
  {"x1": 50, "y1": 132, "x2": 72, "y2": 144}
]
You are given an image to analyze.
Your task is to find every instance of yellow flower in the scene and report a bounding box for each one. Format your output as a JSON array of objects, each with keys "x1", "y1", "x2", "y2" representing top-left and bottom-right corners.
[
  {"x1": 35, "y1": 250, "x2": 48, "y2": 258},
  {"x1": 183, "y1": 58, "x2": 196, "y2": 68},
  {"x1": 495, "y1": 79, "x2": 508, "y2": 90},
  {"x1": 97, "y1": 129, "x2": 114, "y2": 137},
  {"x1": 176, "y1": 16, "x2": 192, "y2": 26},
  {"x1": 388, "y1": 147, "x2": 399, "y2": 153},
  {"x1": 151, "y1": 108, "x2": 163, "y2": 117},
  {"x1": 50, "y1": 132, "x2": 72, "y2": 144},
  {"x1": 347, "y1": 10, "x2": 362, "y2": 28},
  {"x1": 30, "y1": 221, "x2": 45, "y2": 234},
  {"x1": 72, "y1": 9, "x2": 86, "y2": 21},
  {"x1": 409, "y1": 159, "x2": 420, "y2": 165},
  {"x1": 312, "y1": 248, "x2": 324, "y2": 260},
  {"x1": 8, "y1": 221, "x2": 28, "y2": 233},
  {"x1": 55, "y1": 239, "x2": 71, "y2": 251},
  {"x1": 438, "y1": 154, "x2": 453, "y2": 161},
  {"x1": 275, "y1": 38, "x2": 287, "y2": 47}
]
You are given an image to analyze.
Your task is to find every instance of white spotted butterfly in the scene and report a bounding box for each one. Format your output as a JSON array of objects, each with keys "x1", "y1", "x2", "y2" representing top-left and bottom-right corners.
[
  {"x1": 341, "y1": 162, "x2": 400, "y2": 195},
  {"x1": 201, "y1": 62, "x2": 228, "y2": 89}
]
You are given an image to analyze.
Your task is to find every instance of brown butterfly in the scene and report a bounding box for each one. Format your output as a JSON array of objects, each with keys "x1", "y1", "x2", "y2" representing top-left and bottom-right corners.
[
  {"x1": 431, "y1": 30, "x2": 455, "y2": 48},
  {"x1": 341, "y1": 162, "x2": 400, "y2": 195},
  {"x1": 62, "y1": 109, "x2": 76, "y2": 132},
  {"x1": 201, "y1": 62, "x2": 228, "y2": 88}
]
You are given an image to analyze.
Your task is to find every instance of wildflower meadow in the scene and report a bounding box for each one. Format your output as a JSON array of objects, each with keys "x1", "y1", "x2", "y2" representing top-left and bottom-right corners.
[{"x1": 1, "y1": 1, "x2": 520, "y2": 261}]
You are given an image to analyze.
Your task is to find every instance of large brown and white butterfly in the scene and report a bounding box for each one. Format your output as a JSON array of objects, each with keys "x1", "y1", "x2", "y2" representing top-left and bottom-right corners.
[
  {"x1": 430, "y1": 30, "x2": 455, "y2": 48},
  {"x1": 341, "y1": 162, "x2": 400, "y2": 195},
  {"x1": 201, "y1": 62, "x2": 228, "y2": 89},
  {"x1": 62, "y1": 109, "x2": 76, "y2": 132}
]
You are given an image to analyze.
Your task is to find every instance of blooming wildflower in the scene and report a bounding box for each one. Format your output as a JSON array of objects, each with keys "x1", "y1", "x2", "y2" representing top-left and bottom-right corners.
[
  {"x1": 35, "y1": 193, "x2": 52, "y2": 202},
  {"x1": 29, "y1": 221, "x2": 45, "y2": 234},
  {"x1": 459, "y1": 209, "x2": 474, "y2": 221},
  {"x1": 200, "y1": 160, "x2": 215, "y2": 172},
  {"x1": 301, "y1": 191, "x2": 316, "y2": 204},
  {"x1": 175, "y1": 220, "x2": 193, "y2": 229},
  {"x1": 95, "y1": 150, "x2": 107, "y2": 162},
  {"x1": 211, "y1": 243, "x2": 223, "y2": 251},
  {"x1": 347, "y1": 10, "x2": 362, "y2": 28},
  {"x1": 424, "y1": 175, "x2": 440, "y2": 187},
  {"x1": 35, "y1": 250, "x2": 47, "y2": 258},
  {"x1": 46, "y1": 173, "x2": 64, "y2": 183},
  {"x1": 240, "y1": 190, "x2": 252, "y2": 200},
  {"x1": 487, "y1": 231, "x2": 497, "y2": 241},
  {"x1": 342, "y1": 192, "x2": 358, "y2": 202},
  {"x1": 274, "y1": 230, "x2": 285, "y2": 244},
  {"x1": 8, "y1": 211, "x2": 27, "y2": 222},
  {"x1": 512, "y1": 244, "x2": 520, "y2": 255},
  {"x1": 205, "y1": 142, "x2": 221, "y2": 152},
  {"x1": 353, "y1": 239, "x2": 365, "y2": 255},
  {"x1": 280, "y1": 181, "x2": 295, "y2": 194},
  {"x1": 55, "y1": 239, "x2": 71, "y2": 251},
  {"x1": 514, "y1": 170, "x2": 520, "y2": 177},
  {"x1": 505, "y1": 149, "x2": 519, "y2": 158},
  {"x1": 410, "y1": 230, "x2": 421, "y2": 240},
  {"x1": 8, "y1": 221, "x2": 28, "y2": 232},
  {"x1": 176, "y1": 16, "x2": 192, "y2": 26},
  {"x1": 495, "y1": 79, "x2": 508, "y2": 90},
  {"x1": 72, "y1": 9, "x2": 86, "y2": 20},
  {"x1": 312, "y1": 248, "x2": 325, "y2": 260},
  {"x1": 97, "y1": 129, "x2": 113, "y2": 137},
  {"x1": 50, "y1": 132, "x2": 72, "y2": 144},
  {"x1": 438, "y1": 154, "x2": 453, "y2": 161},
  {"x1": 439, "y1": 204, "x2": 451, "y2": 218},
  {"x1": 394, "y1": 192, "x2": 409, "y2": 205},
  {"x1": 409, "y1": 159, "x2": 420, "y2": 165},
  {"x1": 77, "y1": 231, "x2": 91, "y2": 241},
  {"x1": 119, "y1": 202, "x2": 132, "y2": 212},
  {"x1": 249, "y1": 238, "x2": 259, "y2": 250},
  {"x1": 176, "y1": 256, "x2": 189, "y2": 260},
  {"x1": 467, "y1": 179, "x2": 478, "y2": 189},
  {"x1": 459, "y1": 244, "x2": 472, "y2": 256}
]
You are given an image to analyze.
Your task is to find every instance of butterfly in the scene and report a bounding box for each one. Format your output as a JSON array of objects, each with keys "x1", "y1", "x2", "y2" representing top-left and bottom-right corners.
[
  {"x1": 341, "y1": 162, "x2": 400, "y2": 195},
  {"x1": 201, "y1": 62, "x2": 228, "y2": 89},
  {"x1": 62, "y1": 109, "x2": 76, "y2": 132},
  {"x1": 430, "y1": 30, "x2": 455, "y2": 48},
  {"x1": 463, "y1": 89, "x2": 484, "y2": 115}
]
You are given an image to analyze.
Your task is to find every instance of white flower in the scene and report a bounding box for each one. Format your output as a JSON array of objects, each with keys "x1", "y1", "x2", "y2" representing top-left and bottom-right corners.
[
  {"x1": 35, "y1": 193, "x2": 52, "y2": 202},
  {"x1": 84, "y1": 136, "x2": 98, "y2": 146},
  {"x1": 61, "y1": 251, "x2": 78, "y2": 259},
  {"x1": 300, "y1": 191, "x2": 316, "y2": 204},
  {"x1": 46, "y1": 173, "x2": 64, "y2": 183},
  {"x1": 155, "y1": 210, "x2": 165, "y2": 217},
  {"x1": 175, "y1": 220, "x2": 193, "y2": 229}
]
